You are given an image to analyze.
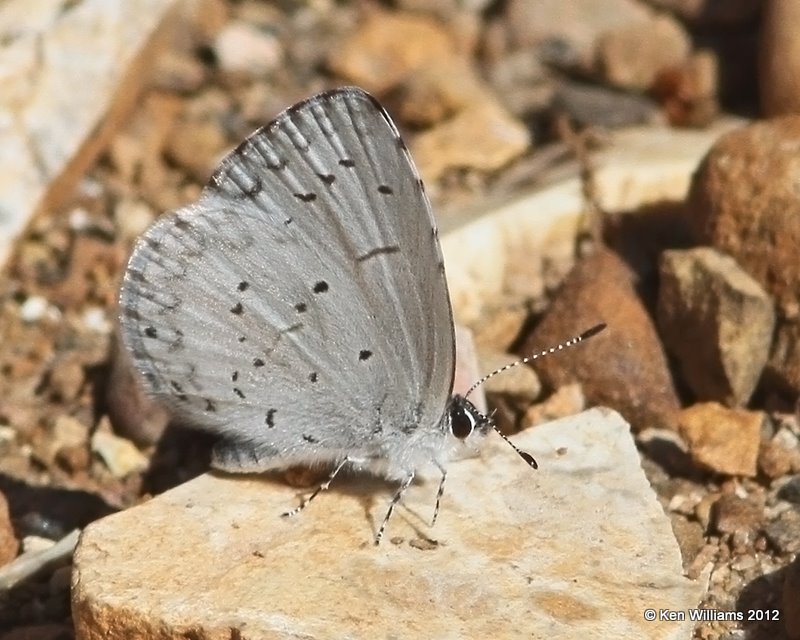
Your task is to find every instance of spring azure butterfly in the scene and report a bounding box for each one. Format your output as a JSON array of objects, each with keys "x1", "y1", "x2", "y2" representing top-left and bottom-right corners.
[{"x1": 119, "y1": 87, "x2": 605, "y2": 544}]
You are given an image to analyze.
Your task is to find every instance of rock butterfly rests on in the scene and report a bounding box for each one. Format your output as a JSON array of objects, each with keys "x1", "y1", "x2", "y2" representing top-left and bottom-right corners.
[{"x1": 119, "y1": 87, "x2": 606, "y2": 544}]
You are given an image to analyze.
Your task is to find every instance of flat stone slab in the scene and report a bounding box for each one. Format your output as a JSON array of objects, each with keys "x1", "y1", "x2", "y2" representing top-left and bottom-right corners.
[{"x1": 72, "y1": 408, "x2": 704, "y2": 639}]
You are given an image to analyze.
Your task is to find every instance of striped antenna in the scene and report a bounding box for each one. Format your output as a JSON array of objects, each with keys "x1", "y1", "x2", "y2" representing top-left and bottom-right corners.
[{"x1": 464, "y1": 323, "x2": 607, "y2": 400}]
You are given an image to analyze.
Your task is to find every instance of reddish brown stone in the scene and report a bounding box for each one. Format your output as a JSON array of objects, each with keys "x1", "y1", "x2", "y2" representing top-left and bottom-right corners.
[{"x1": 520, "y1": 248, "x2": 680, "y2": 431}]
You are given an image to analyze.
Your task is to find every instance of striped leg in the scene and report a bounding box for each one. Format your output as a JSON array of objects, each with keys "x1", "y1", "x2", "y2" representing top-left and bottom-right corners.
[
  {"x1": 374, "y1": 472, "x2": 415, "y2": 545},
  {"x1": 281, "y1": 457, "x2": 351, "y2": 518},
  {"x1": 430, "y1": 463, "x2": 447, "y2": 527}
]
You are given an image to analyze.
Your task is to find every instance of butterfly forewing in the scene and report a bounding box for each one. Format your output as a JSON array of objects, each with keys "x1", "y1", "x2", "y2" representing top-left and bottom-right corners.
[{"x1": 119, "y1": 88, "x2": 455, "y2": 470}]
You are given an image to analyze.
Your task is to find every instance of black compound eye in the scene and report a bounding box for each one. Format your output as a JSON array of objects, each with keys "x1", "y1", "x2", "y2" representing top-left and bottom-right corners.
[{"x1": 450, "y1": 398, "x2": 478, "y2": 439}]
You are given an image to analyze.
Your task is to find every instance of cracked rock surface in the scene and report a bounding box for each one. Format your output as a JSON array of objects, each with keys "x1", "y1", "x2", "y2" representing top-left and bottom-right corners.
[{"x1": 72, "y1": 408, "x2": 703, "y2": 639}]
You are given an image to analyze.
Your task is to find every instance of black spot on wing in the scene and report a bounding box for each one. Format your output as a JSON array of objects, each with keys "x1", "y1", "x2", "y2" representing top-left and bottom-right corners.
[
  {"x1": 230, "y1": 302, "x2": 244, "y2": 315},
  {"x1": 313, "y1": 281, "x2": 328, "y2": 294},
  {"x1": 127, "y1": 268, "x2": 146, "y2": 283},
  {"x1": 359, "y1": 350, "x2": 372, "y2": 361},
  {"x1": 121, "y1": 307, "x2": 141, "y2": 322},
  {"x1": 357, "y1": 245, "x2": 401, "y2": 262},
  {"x1": 266, "y1": 408, "x2": 276, "y2": 428},
  {"x1": 294, "y1": 192, "x2": 317, "y2": 203},
  {"x1": 377, "y1": 185, "x2": 393, "y2": 195}
]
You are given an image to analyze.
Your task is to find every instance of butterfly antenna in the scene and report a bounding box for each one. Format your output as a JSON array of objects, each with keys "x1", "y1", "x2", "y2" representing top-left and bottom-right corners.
[
  {"x1": 466, "y1": 323, "x2": 606, "y2": 471},
  {"x1": 493, "y1": 426, "x2": 539, "y2": 469},
  {"x1": 483, "y1": 408, "x2": 539, "y2": 469},
  {"x1": 464, "y1": 323, "x2": 606, "y2": 400}
]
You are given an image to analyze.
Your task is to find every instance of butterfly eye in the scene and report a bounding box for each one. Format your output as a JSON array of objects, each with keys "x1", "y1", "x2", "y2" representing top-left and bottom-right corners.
[{"x1": 449, "y1": 397, "x2": 478, "y2": 439}]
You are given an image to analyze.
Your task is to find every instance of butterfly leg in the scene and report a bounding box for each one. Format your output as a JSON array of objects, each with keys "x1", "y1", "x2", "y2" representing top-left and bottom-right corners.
[
  {"x1": 374, "y1": 471, "x2": 415, "y2": 545},
  {"x1": 281, "y1": 457, "x2": 351, "y2": 518},
  {"x1": 430, "y1": 461, "x2": 447, "y2": 528}
]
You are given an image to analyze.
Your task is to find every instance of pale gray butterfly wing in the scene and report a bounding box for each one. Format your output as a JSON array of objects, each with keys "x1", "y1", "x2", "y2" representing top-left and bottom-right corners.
[{"x1": 119, "y1": 88, "x2": 455, "y2": 478}]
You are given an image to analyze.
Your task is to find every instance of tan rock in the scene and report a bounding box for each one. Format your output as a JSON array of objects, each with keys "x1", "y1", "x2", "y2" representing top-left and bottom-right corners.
[
  {"x1": 163, "y1": 102, "x2": 230, "y2": 182},
  {"x1": 91, "y1": 419, "x2": 149, "y2": 478},
  {"x1": 73, "y1": 409, "x2": 704, "y2": 639},
  {"x1": 597, "y1": 14, "x2": 691, "y2": 91},
  {"x1": 412, "y1": 99, "x2": 530, "y2": 182},
  {"x1": 677, "y1": 402, "x2": 762, "y2": 476},
  {"x1": 394, "y1": 59, "x2": 485, "y2": 126},
  {"x1": 657, "y1": 247, "x2": 775, "y2": 406},
  {"x1": 328, "y1": 11, "x2": 456, "y2": 93}
]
